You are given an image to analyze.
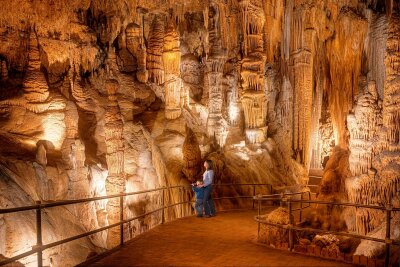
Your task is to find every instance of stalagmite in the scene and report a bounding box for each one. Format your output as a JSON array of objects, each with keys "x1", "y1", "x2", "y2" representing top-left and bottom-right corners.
[{"x1": 104, "y1": 79, "x2": 125, "y2": 248}]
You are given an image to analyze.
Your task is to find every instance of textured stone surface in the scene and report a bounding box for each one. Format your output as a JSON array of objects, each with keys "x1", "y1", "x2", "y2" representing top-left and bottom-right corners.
[{"x1": 0, "y1": 0, "x2": 399, "y2": 266}]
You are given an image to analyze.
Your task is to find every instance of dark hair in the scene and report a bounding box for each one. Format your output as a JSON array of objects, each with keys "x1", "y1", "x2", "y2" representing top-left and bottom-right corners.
[{"x1": 205, "y1": 160, "x2": 213, "y2": 170}]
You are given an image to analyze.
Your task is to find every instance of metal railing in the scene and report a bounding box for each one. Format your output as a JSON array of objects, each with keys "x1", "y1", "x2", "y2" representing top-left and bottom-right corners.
[
  {"x1": 0, "y1": 182, "x2": 272, "y2": 267},
  {"x1": 254, "y1": 195, "x2": 400, "y2": 267},
  {"x1": 212, "y1": 183, "x2": 273, "y2": 209}
]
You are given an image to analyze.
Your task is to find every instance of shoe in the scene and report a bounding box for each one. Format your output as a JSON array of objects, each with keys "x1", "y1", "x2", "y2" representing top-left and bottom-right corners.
[
  {"x1": 197, "y1": 215, "x2": 203, "y2": 218},
  {"x1": 204, "y1": 215, "x2": 211, "y2": 218}
]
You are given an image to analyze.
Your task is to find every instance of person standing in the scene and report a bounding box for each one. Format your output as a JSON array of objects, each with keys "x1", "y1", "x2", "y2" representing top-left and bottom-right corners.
[{"x1": 201, "y1": 160, "x2": 216, "y2": 217}]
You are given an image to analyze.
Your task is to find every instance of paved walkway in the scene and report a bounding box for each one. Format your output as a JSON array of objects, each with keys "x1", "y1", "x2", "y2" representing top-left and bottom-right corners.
[{"x1": 86, "y1": 209, "x2": 353, "y2": 267}]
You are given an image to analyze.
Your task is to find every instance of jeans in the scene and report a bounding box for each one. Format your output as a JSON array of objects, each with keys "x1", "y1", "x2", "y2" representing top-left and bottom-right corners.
[
  {"x1": 203, "y1": 185, "x2": 216, "y2": 216},
  {"x1": 195, "y1": 199, "x2": 203, "y2": 216}
]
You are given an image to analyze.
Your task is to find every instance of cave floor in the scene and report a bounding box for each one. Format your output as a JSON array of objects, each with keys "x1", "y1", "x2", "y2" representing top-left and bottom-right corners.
[{"x1": 85, "y1": 209, "x2": 354, "y2": 267}]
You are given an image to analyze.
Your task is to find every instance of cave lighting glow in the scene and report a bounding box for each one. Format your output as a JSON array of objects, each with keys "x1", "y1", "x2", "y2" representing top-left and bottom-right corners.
[
  {"x1": 41, "y1": 114, "x2": 66, "y2": 150},
  {"x1": 228, "y1": 103, "x2": 239, "y2": 124}
]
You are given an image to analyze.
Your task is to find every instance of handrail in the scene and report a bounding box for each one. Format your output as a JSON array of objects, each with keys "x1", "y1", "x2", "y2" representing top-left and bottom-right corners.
[
  {"x1": 253, "y1": 194, "x2": 399, "y2": 267},
  {"x1": 0, "y1": 182, "x2": 272, "y2": 267}
]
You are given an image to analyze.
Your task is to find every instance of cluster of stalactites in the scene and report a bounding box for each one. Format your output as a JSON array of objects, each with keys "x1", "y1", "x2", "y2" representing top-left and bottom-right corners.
[
  {"x1": 239, "y1": 0, "x2": 265, "y2": 55},
  {"x1": 163, "y1": 19, "x2": 183, "y2": 120},
  {"x1": 239, "y1": 0, "x2": 267, "y2": 144}
]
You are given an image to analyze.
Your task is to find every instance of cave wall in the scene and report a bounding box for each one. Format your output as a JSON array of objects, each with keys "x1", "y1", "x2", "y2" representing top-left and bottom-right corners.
[{"x1": 0, "y1": 0, "x2": 399, "y2": 265}]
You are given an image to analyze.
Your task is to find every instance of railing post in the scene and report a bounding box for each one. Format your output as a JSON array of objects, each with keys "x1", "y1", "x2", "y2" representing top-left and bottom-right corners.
[
  {"x1": 299, "y1": 192, "x2": 303, "y2": 222},
  {"x1": 36, "y1": 201, "x2": 43, "y2": 267},
  {"x1": 120, "y1": 195, "x2": 124, "y2": 246},
  {"x1": 384, "y1": 204, "x2": 392, "y2": 267},
  {"x1": 161, "y1": 188, "x2": 165, "y2": 224},
  {"x1": 287, "y1": 197, "x2": 293, "y2": 251},
  {"x1": 257, "y1": 195, "x2": 261, "y2": 241},
  {"x1": 252, "y1": 185, "x2": 256, "y2": 209}
]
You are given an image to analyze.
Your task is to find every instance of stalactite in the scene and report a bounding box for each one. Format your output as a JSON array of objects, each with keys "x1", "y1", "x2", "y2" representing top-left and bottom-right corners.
[
  {"x1": 383, "y1": 9, "x2": 400, "y2": 149},
  {"x1": 326, "y1": 9, "x2": 368, "y2": 148},
  {"x1": 147, "y1": 15, "x2": 165, "y2": 85},
  {"x1": 163, "y1": 18, "x2": 182, "y2": 120},
  {"x1": 104, "y1": 79, "x2": 125, "y2": 248},
  {"x1": 23, "y1": 30, "x2": 49, "y2": 103},
  {"x1": 126, "y1": 23, "x2": 148, "y2": 83}
]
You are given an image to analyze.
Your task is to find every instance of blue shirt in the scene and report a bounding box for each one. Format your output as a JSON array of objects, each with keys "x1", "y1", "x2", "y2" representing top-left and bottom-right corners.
[
  {"x1": 192, "y1": 186, "x2": 204, "y2": 199},
  {"x1": 203, "y1": 170, "x2": 214, "y2": 187}
]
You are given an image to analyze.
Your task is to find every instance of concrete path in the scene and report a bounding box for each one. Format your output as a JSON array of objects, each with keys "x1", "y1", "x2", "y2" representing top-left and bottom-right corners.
[{"x1": 86, "y1": 209, "x2": 353, "y2": 267}]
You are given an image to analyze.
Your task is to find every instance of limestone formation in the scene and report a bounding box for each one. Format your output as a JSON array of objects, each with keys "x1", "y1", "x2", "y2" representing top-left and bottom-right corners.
[
  {"x1": 104, "y1": 79, "x2": 125, "y2": 248},
  {"x1": 182, "y1": 126, "x2": 202, "y2": 182},
  {"x1": 0, "y1": 0, "x2": 399, "y2": 265},
  {"x1": 147, "y1": 15, "x2": 165, "y2": 85},
  {"x1": 163, "y1": 18, "x2": 183, "y2": 120},
  {"x1": 23, "y1": 30, "x2": 49, "y2": 103}
]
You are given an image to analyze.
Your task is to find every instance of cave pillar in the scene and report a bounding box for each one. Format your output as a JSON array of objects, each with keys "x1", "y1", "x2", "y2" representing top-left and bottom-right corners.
[
  {"x1": 163, "y1": 19, "x2": 182, "y2": 120},
  {"x1": 205, "y1": 1, "x2": 228, "y2": 147},
  {"x1": 104, "y1": 79, "x2": 125, "y2": 248},
  {"x1": 239, "y1": 0, "x2": 267, "y2": 144}
]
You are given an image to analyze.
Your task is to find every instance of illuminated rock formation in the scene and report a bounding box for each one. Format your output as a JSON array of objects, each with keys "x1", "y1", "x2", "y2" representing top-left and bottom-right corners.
[
  {"x1": 147, "y1": 15, "x2": 165, "y2": 85},
  {"x1": 182, "y1": 126, "x2": 202, "y2": 182},
  {"x1": 205, "y1": 2, "x2": 228, "y2": 147},
  {"x1": 23, "y1": 30, "x2": 49, "y2": 103},
  {"x1": 239, "y1": 0, "x2": 267, "y2": 144},
  {"x1": 163, "y1": 19, "x2": 182, "y2": 120},
  {"x1": 126, "y1": 23, "x2": 148, "y2": 83},
  {"x1": 0, "y1": 0, "x2": 399, "y2": 265},
  {"x1": 347, "y1": 81, "x2": 381, "y2": 177},
  {"x1": 104, "y1": 79, "x2": 125, "y2": 248}
]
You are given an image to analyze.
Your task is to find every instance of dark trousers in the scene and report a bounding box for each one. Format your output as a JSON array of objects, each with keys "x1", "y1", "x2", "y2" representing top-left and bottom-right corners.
[
  {"x1": 195, "y1": 199, "x2": 203, "y2": 216},
  {"x1": 203, "y1": 185, "x2": 216, "y2": 215}
]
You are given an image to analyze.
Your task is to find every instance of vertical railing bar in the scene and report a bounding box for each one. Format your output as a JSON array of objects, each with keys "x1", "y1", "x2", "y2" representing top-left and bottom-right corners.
[
  {"x1": 252, "y1": 185, "x2": 256, "y2": 209},
  {"x1": 384, "y1": 203, "x2": 392, "y2": 267},
  {"x1": 288, "y1": 197, "x2": 293, "y2": 251},
  {"x1": 161, "y1": 188, "x2": 165, "y2": 224},
  {"x1": 36, "y1": 201, "x2": 43, "y2": 267},
  {"x1": 120, "y1": 195, "x2": 124, "y2": 246},
  {"x1": 257, "y1": 196, "x2": 261, "y2": 241},
  {"x1": 300, "y1": 192, "x2": 303, "y2": 222}
]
